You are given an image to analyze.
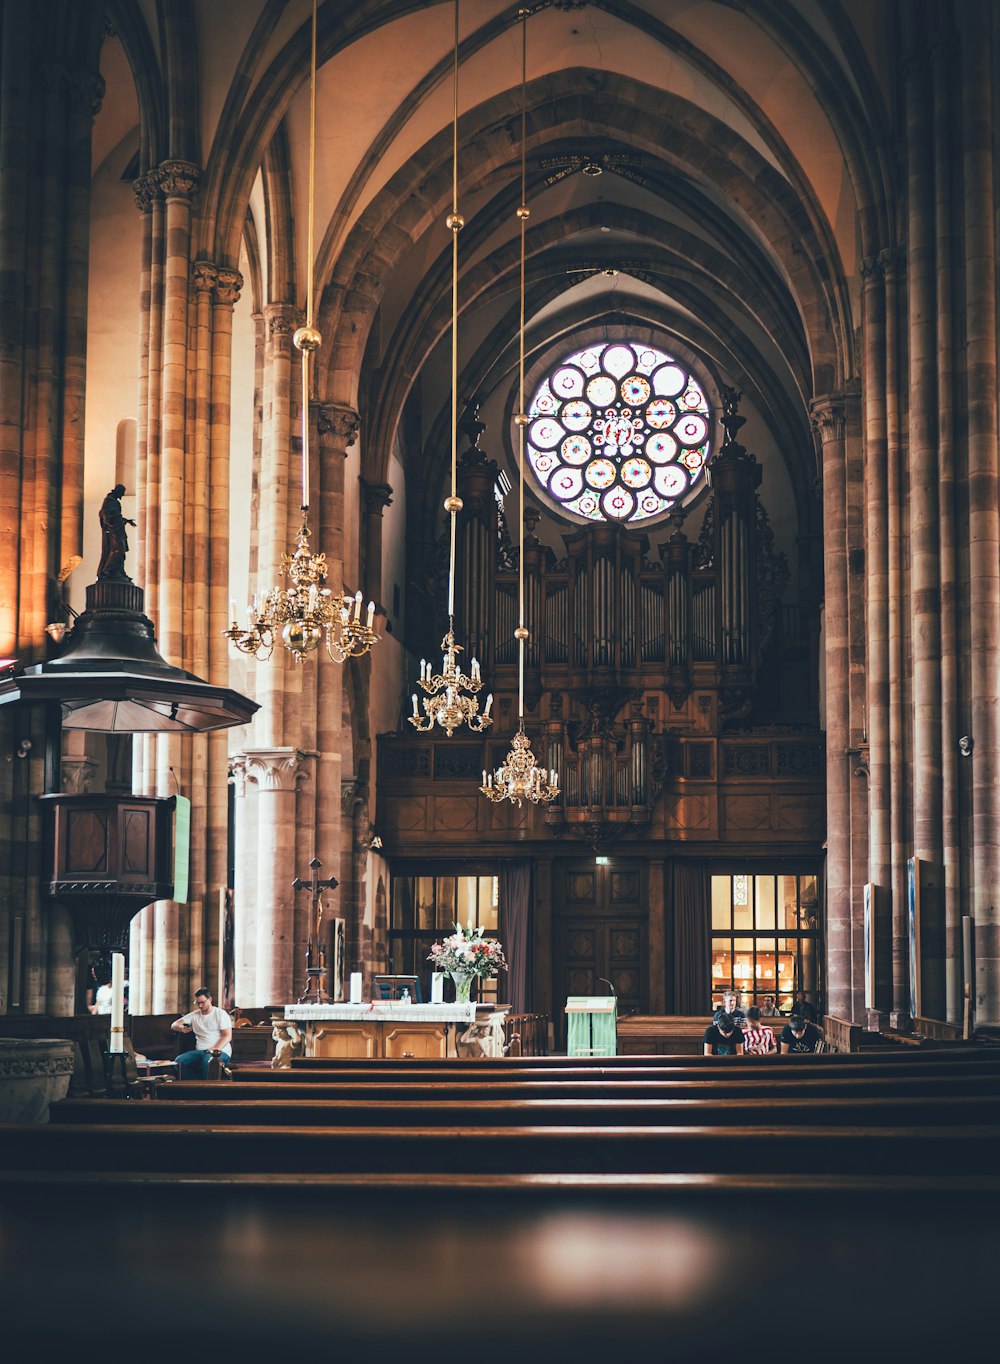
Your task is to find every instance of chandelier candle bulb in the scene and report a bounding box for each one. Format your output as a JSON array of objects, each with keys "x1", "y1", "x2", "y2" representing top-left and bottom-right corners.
[
  {"x1": 484, "y1": 694, "x2": 493, "y2": 717},
  {"x1": 366, "y1": 601, "x2": 375, "y2": 629},
  {"x1": 230, "y1": 600, "x2": 237, "y2": 627},
  {"x1": 411, "y1": 693, "x2": 419, "y2": 717}
]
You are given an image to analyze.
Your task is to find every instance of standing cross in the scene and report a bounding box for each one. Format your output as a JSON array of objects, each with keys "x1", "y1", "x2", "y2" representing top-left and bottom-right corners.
[
  {"x1": 292, "y1": 856, "x2": 339, "y2": 907},
  {"x1": 294, "y1": 856, "x2": 341, "y2": 998}
]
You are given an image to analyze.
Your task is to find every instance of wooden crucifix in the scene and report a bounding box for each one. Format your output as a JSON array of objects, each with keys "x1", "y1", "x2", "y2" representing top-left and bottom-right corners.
[{"x1": 293, "y1": 857, "x2": 339, "y2": 1004}]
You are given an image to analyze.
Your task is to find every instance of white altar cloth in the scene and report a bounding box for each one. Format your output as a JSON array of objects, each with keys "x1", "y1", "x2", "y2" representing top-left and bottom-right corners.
[{"x1": 284, "y1": 1002, "x2": 476, "y2": 1023}]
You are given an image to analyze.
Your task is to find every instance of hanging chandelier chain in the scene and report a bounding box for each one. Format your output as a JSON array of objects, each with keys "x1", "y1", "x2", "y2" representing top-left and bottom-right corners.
[
  {"x1": 409, "y1": 0, "x2": 491, "y2": 736},
  {"x1": 224, "y1": 0, "x2": 379, "y2": 666},
  {"x1": 480, "y1": 6, "x2": 557, "y2": 807}
]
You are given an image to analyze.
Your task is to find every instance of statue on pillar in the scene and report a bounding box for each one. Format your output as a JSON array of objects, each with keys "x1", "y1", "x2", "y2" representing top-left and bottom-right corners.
[{"x1": 97, "y1": 485, "x2": 136, "y2": 581}]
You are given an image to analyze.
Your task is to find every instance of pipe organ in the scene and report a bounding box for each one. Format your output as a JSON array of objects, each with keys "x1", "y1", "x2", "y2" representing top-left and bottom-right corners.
[{"x1": 384, "y1": 405, "x2": 816, "y2": 853}]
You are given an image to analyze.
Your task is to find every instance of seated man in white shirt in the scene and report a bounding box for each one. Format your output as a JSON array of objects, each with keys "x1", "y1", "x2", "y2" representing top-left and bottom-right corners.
[{"x1": 171, "y1": 988, "x2": 233, "y2": 1079}]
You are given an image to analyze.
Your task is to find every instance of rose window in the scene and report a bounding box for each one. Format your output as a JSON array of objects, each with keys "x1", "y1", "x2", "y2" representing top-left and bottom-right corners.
[{"x1": 526, "y1": 342, "x2": 712, "y2": 523}]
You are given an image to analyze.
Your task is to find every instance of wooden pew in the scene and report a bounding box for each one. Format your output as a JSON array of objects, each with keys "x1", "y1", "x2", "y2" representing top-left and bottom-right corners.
[
  {"x1": 5, "y1": 1120, "x2": 999, "y2": 1175},
  {"x1": 161, "y1": 1071, "x2": 1000, "y2": 1102},
  {"x1": 0, "y1": 1169, "x2": 996, "y2": 1357},
  {"x1": 233, "y1": 1055, "x2": 1000, "y2": 1085},
  {"x1": 50, "y1": 1091, "x2": 1000, "y2": 1127},
  {"x1": 287, "y1": 1043, "x2": 991, "y2": 1068}
]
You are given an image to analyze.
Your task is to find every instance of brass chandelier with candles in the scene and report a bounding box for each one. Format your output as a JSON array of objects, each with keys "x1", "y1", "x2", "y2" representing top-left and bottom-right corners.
[
  {"x1": 410, "y1": 0, "x2": 492, "y2": 736},
  {"x1": 225, "y1": 0, "x2": 379, "y2": 666},
  {"x1": 482, "y1": 9, "x2": 558, "y2": 807}
]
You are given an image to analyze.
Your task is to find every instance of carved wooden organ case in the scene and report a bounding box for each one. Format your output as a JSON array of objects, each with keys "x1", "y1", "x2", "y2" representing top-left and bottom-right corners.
[{"x1": 379, "y1": 420, "x2": 824, "y2": 856}]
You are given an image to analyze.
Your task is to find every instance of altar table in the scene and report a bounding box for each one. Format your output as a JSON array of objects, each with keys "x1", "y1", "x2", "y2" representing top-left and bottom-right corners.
[{"x1": 281, "y1": 1003, "x2": 509, "y2": 1061}]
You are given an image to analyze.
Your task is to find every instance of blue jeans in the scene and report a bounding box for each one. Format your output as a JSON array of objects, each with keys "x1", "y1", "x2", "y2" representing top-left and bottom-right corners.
[{"x1": 175, "y1": 1048, "x2": 231, "y2": 1079}]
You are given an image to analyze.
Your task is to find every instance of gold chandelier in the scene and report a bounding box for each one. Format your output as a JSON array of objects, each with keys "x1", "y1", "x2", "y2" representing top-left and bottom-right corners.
[
  {"x1": 482, "y1": 9, "x2": 557, "y2": 807},
  {"x1": 225, "y1": 0, "x2": 379, "y2": 665},
  {"x1": 410, "y1": 0, "x2": 491, "y2": 735}
]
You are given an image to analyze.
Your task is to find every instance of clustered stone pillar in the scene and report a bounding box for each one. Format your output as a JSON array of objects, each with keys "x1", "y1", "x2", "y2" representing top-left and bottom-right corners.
[
  {"x1": 127, "y1": 157, "x2": 246, "y2": 1013},
  {"x1": 811, "y1": 396, "x2": 852, "y2": 1022},
  {"x1": 0, "y1": 29, "x2": 104, "y2": 1016}
]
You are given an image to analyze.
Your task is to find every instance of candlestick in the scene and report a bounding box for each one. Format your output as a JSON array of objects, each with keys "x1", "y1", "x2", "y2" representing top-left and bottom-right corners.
[{"x1": 109, "y1": 952, "x2": 125, "y2": 1055}]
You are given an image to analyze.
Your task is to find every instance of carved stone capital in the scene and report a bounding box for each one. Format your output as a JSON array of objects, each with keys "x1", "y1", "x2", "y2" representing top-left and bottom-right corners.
[
  {"x1": 38, "y1": 63, "x2": 68, "y2": 98},
  {"x1": 878, "y1": 245, "x2": 905, "y2": 278},
  {"x1": 809, "y1": 395, "x2": 847, "y2": 443},
  {"x1": 361, "y1": 479, "x2": 393, "y2": 516},
  {"x1": 65, "y1": 70, "x2": 105, "y2": 118},
  {"x1": 859, "y1": 254, "x2": 884, "y2": 288},
  {"x1": 132, "y1": 173, "x2": 160, "y2": 214},
  {"x1": 61, "y1": 756, "x2": 99, "y2": 795},
  {"x1": 244, "y1": 747, "x2": 303, "y2": 793},
  {"x1": 265, "y1": 303, "x2": 300, "y2": 340},
  {"x1": 215, "y1": 267, "x2": 243, "y2": 307},
  {"x1": 157, "y1": 159, "x2": 200, "y2": 202},
  {"x1": 318, "y1": 404, "x2": 360, "y2": 450},
  {"x1": 192, "y1": 260, "x2": 218, "y2": 295},
  {"x1": 228, "y1": 756, "x2": 249, "y2": 798}
]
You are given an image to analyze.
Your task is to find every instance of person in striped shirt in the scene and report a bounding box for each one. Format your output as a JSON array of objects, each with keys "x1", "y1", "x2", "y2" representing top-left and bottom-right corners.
[{"x1": 742, "y1": 1005, "x2": 777, "y2": 1055}]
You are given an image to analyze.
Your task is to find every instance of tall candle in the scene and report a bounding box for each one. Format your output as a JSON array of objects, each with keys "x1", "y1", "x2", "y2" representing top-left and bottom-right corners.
[
  {"x1": 350, "y1": 972, "x2": 363, "y2": 1004},
  {"x1": 963, "y1": 916, "x2": 973, "y2": 985},
  {"x1": 431, "y1": 972, "x2": 444, "y2": 1004},
  {"x1": 110, "y1": 952, "x2": 125, "y2": 1055}
]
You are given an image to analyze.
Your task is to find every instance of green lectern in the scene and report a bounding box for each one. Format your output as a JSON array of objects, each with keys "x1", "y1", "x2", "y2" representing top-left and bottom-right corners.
[{"x1": 565, "y1": 996, "x2": 617, "y2": 1057}]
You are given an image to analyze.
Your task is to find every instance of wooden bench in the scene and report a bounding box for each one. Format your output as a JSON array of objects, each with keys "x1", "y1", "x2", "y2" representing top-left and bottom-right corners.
[
  {"x1": 4, "y1": 1120, "x2": 998, "y2": 1175},
  {"x1": 161, "y1": 1071, "x2": 1000, "y2": 1103},
  {"x1": 51, "y1": 1091, "x2": 1000, "y2": 1128},
  {"x1": 0, "y1": 1166, "x2": 996, "y2": 1356}
]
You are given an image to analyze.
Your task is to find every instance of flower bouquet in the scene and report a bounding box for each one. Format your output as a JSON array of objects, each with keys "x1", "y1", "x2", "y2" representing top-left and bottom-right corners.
[{"x1": 428, "y1": 923, "x2": 507, "y2": 1004}]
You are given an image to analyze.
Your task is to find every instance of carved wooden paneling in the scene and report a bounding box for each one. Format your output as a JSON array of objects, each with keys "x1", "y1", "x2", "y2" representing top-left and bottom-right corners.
[
  {"x1": 121, "y1": 808, "x2": 152, "y2": 876},
  {"x1": 433, "y1": 746, "x2": 482, "y2": 781},
  {"x1": 567, "y1": 872, "x2": 596, "y2": 903},
  {"x1": 567, "y1": 927, "x2": 597, "y2": 958},
  {"x1": 432, "y1": 796, "x2": 479, "y2": 832},
  {"x1": 383, "y1": 796, "x2": 428, "y2": 833},
  {"x1": 724, "y1": 794, "x2": 771, "y2": 830},
  {"x1": 687, "y1": 742, "x2": 714, "y2": 779},
  {"x1": 381, "y1": 747, "x2": 431, "y2": 779},
  {"x1": 774, "y1": 794, "x2": 825, "y2": 831},
  {"x1": 722, "y1": 744, "x2": 771, "y2": 777},
  {"x1": 610, "y1": 871, "x2": 640, "y2": 904},
  {"x1": 65, "y1": 810, "x2": 108, "y2": 874},
  {"x1": 665, "y1": 793, "x2": 711, "y2": 829}
]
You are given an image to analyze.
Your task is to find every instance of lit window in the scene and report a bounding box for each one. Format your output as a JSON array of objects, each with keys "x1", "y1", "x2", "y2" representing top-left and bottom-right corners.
[{"x1": 526, "y1": 342, "x2": 711, "y2": 524}]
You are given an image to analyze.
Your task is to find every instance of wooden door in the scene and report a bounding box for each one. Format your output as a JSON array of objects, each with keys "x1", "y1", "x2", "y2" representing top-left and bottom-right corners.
[{"x1": 554, "y1": 860, "x2": 647, "y2": 1043}]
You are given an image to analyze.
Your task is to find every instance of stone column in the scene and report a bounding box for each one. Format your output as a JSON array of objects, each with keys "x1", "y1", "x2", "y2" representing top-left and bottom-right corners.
[
  {"x1": 811, "y1": 397, "x2": 852, "y2": 1020},
  {"x1": 960, "y1": 7, "x2": 1000, "y2": 1026},
  {"x1": 229, "y1": 757, "x2": 256, "y2": 1006},
  {"x1": 253, "y1": 304, "x2": 299, "y2": 749},
  {"x1": 60, "y1": 69, "x2": 104, "y2": 581},
  {"x1": 361, "y1": 479, "x2": 393, "y2": 608},
  {"x1": 932, "y1": 32, "x2": 962, "y2": 1023},
  {"x1": 245, "y1": 747, "x2": 304, "y2": 1007},
  {"x1": 905, "y1": 46, "x2": 946, "y2": 1022},
  {"x1": 0, "y1": 4, "x2": 30, "y2": 650},
  {"x1": 861, "y1": 254, "x2": 892, "y2": 1017},
  {"x1": 207, "y1": 266, "x2": 243, "y2": 991},
  {"x1": 881, "y1": 246, "x2": 909, "y2": 1016}
]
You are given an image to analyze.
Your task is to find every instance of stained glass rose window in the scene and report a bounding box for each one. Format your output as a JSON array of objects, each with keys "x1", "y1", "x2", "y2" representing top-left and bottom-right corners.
[{"x1": 525, "y1": 342, "x2": 712, "y2": 523}]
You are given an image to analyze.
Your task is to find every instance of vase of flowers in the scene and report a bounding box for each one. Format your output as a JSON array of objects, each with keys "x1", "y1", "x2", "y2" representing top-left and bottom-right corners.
[{"x1": 428, "y1": 922, "x2": 507, "y2": 1005}]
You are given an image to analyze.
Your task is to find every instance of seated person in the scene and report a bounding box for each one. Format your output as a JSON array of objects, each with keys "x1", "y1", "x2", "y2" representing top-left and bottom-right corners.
[
  {"x1": 742, "y1": 1005, "x2": 777, "y2": 1055},
  {"x1": 780, "y1": 1013, "x2": 824, "y2": 1054},
  {"x1": 171, "y1": 987, "x2": 233, "y2": 1078},
  {"x1": 787, "y1": 989, "x2": 818, "y2": 1022},
  {"x1": 712, "y1": 990, "x2": 747, "y2": 1031},
  {"x1": 759, "y1": 994, "x2": 781, "y2": 1017},
  {"x1": 704, "y1": 1012, "x2": 745, "y2": 1057}
]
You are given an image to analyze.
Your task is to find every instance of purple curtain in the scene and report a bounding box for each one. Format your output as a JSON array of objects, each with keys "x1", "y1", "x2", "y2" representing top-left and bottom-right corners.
[
  {"x1": 500, "y1": 860, "x2": 532, "y2": 1015},
  {"x1": 673, "y1": 860, "x2": 710, "y2": 1014}
]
